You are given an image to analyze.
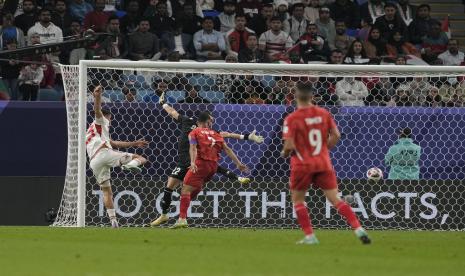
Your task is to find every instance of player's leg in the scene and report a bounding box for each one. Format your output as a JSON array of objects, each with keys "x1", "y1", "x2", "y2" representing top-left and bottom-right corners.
[
  {"x1": 121, "y1": 154, "x2": 147, "y2": 172},
  {"x1": 150, "y1": 171, "x2": 184, "y2": 226},
  {"x1": 217, "y1": 165, "x2": 250, "y2": 185},
  {"x1": 290, "y1": 169, "x2": 319, "y2": 245},
  {"x1": 100, "y1": 182, "x2": 119, "y2": 228},
  {"x1": 170, "y1": 184, "x2": 196, "y2": 229}
]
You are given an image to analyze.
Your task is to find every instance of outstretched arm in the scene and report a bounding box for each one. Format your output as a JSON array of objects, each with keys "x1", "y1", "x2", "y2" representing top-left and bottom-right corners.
[
  {"x1": 110, "y1": 139, "x2": 149, "y2": 149},
  {"x1": 220, "y1": 130, "x2": 264, "y2": 143},
  {"x1": 160, "y1": 100, "x2": 180, "y2": 121},
  {"x1": 93, "y1": 85, "x2": 103, "y2": 119},
  {"x1": 223, "y1": 142, "x2": 248, "y2": 172}
]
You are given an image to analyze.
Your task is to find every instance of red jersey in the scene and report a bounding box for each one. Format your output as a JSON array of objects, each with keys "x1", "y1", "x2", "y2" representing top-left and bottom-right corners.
[
  {"x1": 283, "y1": 106, "x2": 337, "y2": 172},
  {"x1": 188, "y1": 127, "x2": 225, "y2": 162}
]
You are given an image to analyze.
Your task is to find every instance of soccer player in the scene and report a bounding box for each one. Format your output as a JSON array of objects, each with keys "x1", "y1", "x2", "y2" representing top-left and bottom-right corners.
[
  {"x1": 150, "y1": 97, "x2": 264, "y2": 226},
  {"x1": 86, "y1": 86, "x2": 148, "y2": 228},
  {"x1": 281, "y1": 82, "x2": 371, "y2": 245},
  {"x1": 171, "y1": 111, "x2": 248, "y2": 228}
]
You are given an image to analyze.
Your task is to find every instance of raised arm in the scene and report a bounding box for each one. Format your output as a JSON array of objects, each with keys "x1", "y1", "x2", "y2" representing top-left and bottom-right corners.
[
  {"x1": 110, "y1": 139, "x2": 148, "y2": 149},
  {"x1": 220, "y1": 130, "x2": 264, "y2": 143},
  {"x1": 93, "y1": 85, "x2": 103, "y2": 119},
  {"x1": 223, "y1": 142, "x2": 248, "y2": 172},
  {"x1": 159, "y1": 92, "x2": 180, "y2": 120}
]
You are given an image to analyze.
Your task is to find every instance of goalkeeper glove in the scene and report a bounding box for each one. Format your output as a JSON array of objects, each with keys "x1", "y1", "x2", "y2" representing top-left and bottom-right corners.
[
  {"x1": 158, "y1": 92, "x2": 166, "y2": 106},
  {"x1": 248, "y1": 130, "x2": 264, "y2": 144}
]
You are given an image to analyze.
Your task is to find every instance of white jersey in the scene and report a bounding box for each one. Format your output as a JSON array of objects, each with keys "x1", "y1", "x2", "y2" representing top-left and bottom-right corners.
[{"x1": 86, "y1": 116, "x2": 112, "y2": 159}]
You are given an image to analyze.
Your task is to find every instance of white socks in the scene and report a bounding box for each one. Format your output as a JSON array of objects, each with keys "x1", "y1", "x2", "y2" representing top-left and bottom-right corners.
[{"x1": 107, "y1": 209, "x2": 117, "y2": 222}]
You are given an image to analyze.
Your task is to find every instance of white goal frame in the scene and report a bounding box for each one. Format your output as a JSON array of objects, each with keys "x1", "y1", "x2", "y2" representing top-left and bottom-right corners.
[{"x1": 75, "y1": 60, "x2": 465, "y2": 227}]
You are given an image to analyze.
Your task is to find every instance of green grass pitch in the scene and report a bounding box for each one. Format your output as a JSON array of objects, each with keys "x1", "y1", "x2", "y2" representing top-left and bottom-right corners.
[{"x1": 0, "y1": 227, "x2": 464, "y2": 276}]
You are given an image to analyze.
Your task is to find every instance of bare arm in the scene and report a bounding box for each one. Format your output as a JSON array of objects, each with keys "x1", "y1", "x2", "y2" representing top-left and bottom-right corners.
[
  {"x1": 327, "y1": 126, "x2": 341, "y2": 150},
  {"x1": 223, "y1": 142, "x2": 248, "y2": 172},
  {"x1": 162, "y1": 103, "x2": 180, "y2": 120},
  {"x1": 281, "y1": 138, "x2": 295, "y2": 158},
  {"x1": 189, "y1": 143, "x2": 198, "y2": 172},
  {"x1": 93, "y1": 86, "x2": 103, "y2": 119},
  {"x1": 220, "y1": 130, "x2": 264, "y2": 143},
  {"x1": 110, "y1": 139, "x2": 148, "y2": 149}
]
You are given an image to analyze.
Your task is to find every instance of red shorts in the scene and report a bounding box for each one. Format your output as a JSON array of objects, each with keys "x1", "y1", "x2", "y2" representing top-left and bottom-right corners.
[
  {"x1": 183, "y1": 160, "x2": 218, "y2": 190},
  {"x1": 290, "y1": 168, "x2": 338, "y2": 191}
]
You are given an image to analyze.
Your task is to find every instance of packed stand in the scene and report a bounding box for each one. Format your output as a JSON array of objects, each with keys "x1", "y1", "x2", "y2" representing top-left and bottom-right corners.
[{"x1": 0, "y1": 0, "x2": 463, "y2": 106}]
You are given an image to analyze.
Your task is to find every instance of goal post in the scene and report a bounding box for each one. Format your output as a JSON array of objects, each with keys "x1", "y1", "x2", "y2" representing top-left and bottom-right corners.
[{"x1": 54, "y1": 60, "x2": 465, "y2": 230}]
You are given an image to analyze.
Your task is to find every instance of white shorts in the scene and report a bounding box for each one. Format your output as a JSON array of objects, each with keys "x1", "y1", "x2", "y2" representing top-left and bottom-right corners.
[{"x1": 90, "y1": 148, "x2": 133, "y2": 186}]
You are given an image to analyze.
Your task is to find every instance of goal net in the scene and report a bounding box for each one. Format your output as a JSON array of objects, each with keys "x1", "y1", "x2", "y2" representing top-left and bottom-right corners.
[{"x1": 54, "y1": 61, "x2": 465, "y2": 230}]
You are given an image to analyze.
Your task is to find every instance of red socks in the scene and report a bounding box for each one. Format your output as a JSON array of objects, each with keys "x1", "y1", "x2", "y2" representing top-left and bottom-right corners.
[
  {"x1": 336, "y1": 201, "x2": 361, "y2": 229},
  {"x1": 294, "y1": 202, "x2": 313, "y2": 236},
  {"x1": 179, "y1": 194, "x2": 191, "y2": 219}
]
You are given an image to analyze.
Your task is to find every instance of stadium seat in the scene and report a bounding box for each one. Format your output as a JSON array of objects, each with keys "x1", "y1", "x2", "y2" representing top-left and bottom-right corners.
[
  {"x1": 136, "y1": 90, "x2": 151, "y2": 102},
  {"x1": 166, "y1": 90, "x2": 186, "y2": 102},
  {"x1": 103, "y1": 90, "x2": 123, "y2": 102},
  {"x1": 261, "y1": 75, "x2": 276, "y2": 90},
  {"x1": 38, "y1": 89, "x2": 60, "y2": 101},
  {"x1": 199, "y1": 91, "x2": 225, "y2": 103},
  {"x1": 188, "y1": 75, "x2": 216, "y2": 91}
]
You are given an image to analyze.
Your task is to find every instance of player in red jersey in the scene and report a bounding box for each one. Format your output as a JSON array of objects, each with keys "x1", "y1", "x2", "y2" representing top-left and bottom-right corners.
[
  {"x1": 282, "y1": 82, "x2": 371, "y2": 245},
  {"x1": 171, "y1": 111, "x2": 248, "y2": 228}
]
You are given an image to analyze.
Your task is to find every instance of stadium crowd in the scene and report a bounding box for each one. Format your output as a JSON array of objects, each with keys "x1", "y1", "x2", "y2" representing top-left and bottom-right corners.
[{"x1": 0, "y1": 0, "x2": 464, "y2": 106}]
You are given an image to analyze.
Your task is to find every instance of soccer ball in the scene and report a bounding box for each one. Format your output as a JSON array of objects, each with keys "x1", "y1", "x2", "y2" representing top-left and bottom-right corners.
[{"x1": 366, "y1": 167, "x2": 383, "y2": 181}]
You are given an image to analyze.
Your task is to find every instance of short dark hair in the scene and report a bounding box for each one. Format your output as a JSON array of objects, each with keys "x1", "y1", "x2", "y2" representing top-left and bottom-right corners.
[
  {"x1": 400, "y1": 128, "x2": 412, "y2": 138},
  {"x1": 247, "y1": 32, "x2": 258, "y2": 38},
  {"x1": 202, "y1": 16, "x2": 215, "y2": 23},
  {"x1": 197, "y1": 111, "x2": 212, "y2": 123},
  {"x1": 138, "y1": 17, "x2": 150, "y2": 25},
  {"x1": 108, "y1": 14, "x2": 119, "y2": 23},
  {"x1": 417, "y1": 4, "x2": 431, "y2": 11},
  {"x1": 235, "y1": 14, "x2": 247, "y2": 20},
  {"x1": 262, "y1": 3, "x2": 274, "y2": 9},
  {"x1": 270, "y1": 16, "x2": 282, "y2": 22},
  {"x1": 101, "y1": 109, "x2": 112, "y2": 116},
  {"x1": 56, "y1": 0, "x2": 66, "y2": 5},
  {"x1": 384, "y1": 2, "x2": 397, "y2": 9},
  {"x1": 296, "y1": 82, "x2": 314, "y2": 94},
  {"x1": 39, "y1": 8, "x2": 52, "y2": 15},
  {"x1": 292, "y1": 3, "x2": 305, "y2": 10}
]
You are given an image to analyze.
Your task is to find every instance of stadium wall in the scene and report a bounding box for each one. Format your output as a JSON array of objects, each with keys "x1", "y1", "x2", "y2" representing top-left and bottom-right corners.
[{"x1": 1, "y1": 102, "x2": 464, "y2": 179}]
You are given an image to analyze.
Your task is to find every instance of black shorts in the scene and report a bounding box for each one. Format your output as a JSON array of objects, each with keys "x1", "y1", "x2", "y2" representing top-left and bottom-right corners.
[{"x1": 169, "y1": 165, "x2": 189, "y2": 181}]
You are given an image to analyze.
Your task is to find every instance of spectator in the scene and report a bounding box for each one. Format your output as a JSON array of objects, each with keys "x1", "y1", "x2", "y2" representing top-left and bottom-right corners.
[
  {"x1": 229, "y1": 75, "x2": 264, "y2": 104},
  {"x1": 297, "y1": 23, "x2": 330, "y2": 63},
  {"x1": 438, "y1": 40, "x2": 464, "y2": 66},
  {"x1": 175, "y1": 3, "x2": 202, "y2": 36},
  {"x1": 164, "y1": 23, "x2": 196, "y2": 59},
  {"x1": 51, "y1": 0, "x2": 73, "y2": 35},
  {"x1": 239, "y1": 0, "x2": 261, "y2": 19},
  {"x1": 144, "y1": 0, "x2": 174, "y2": 18},
  {"x1": 396, "y1": 0, "x2": 416, "y2": 26},
  {"x1": 360, "y1": 0, "x2": 385, "y2": 25},
  {"x1": 275, "y1": 1, "x2": 290, "y2": 23},
  {"x1": 335, "y1": 77, "x2": 368, "y2": 106},
  {"x1": 364, "y1": 27, "x2": 387, "y2": 60},
  {"x1": 143, "y1": 80, "x2": 175, "y2": 103},
  {"x1": 149, "y1": 1, "x2": 176, "y2": 40},
  {"x1": 14, "y1": 0, "x2": 38, "y2": 34},
  {"x1": 0, "y1": 39, "x2": 21, "y2": 100},
  {"x1": 94, "y1": 15, "x2": 128, "y2": 60},
  {"x1": 121, "y1": 87, "x2": 138, "y2": 103},
  {"x1": 374, "y1": 2, "x2": 407, "y2": 41},
  {"x1": 421, "y1": 20, "x2": 448, "y2": 64},
  {"x1": 238, "y1": 33, "x2": 268, "y2": 63},
  {"x1": 283, "y1": 3, "x2": 309, "y2": 42},
  {"x1": 304, "y1": 0, "x2": 320, "y2": 23},
  {"x1": 225, "y1": 54, "x2": 238, "y2": 63},
  {"x1": 357, "y1": 17, "x2": 372, "y2": 42},
  {"x1": 406, "y1": 77, "x2": 432, "y2": 106},
  {"x1": 18, "y1": 62, "x2": 43, "y2": 101},
  {"x1": 343, "y1": 39, "x2": 369, "y2": 64},
  {"x1": 389, "y1": 84, "x2": 413, "y2": 106},
  {"x1": 225, "y1": 14, "x2": 255, "y2": 56},
  {"x1": 384, "y1": 128, "x2": 421, "y2": 180},
  {"x1": 120, "y1": 0, "x2": 141, "y2": 34},
  {"x1": 193, "y1": 17, "x2": 226, "y2": 61},
  {"x1": 313, "y1": 77, "x2": 339, "y2": 106},
  {"x1": 69, "y1": 21, "x2": 88, "y2": 65},
  {"x1": 245, "y1": 91, "x2": 266, "y2": 104},
  {"x1": 198, "y1": 0, "x2": 216, "y2": 12},
  {"x1": 27, "y1": 8, "x2": 63, "y2": 44},
  {"x1": 258, "y1": 16, "x2": 293, "y2": 62},
  {"x1": 329, "y1": 0, "x2": 360, "y2": 29},
  {"x1": 127, "y1": 18, "x2": 160, "y2": 60},
  {"x1": 0, "y1": 12, "x2": 26, "y2": 49},
  {"x1": 395, "y1": 55, "x2": 407, "y2": 65},
  {"x1": 440, "y1": 78, "x2": 465, "y2": 107},
  {"x1": 68, "y1": 0, "x2": 93, "y2": 23},
  {"x1": 247, "y1": 4, "x2": 274, "y2": 37},
  {"x1": 365, "y1": 77, "x2": 393, "y2": 106},
  {"x1": 408, "y1": 4, "x2": 434, "y2": 46},
  {"x1": 386, "y1": 31, "x2": 420, "y2": 58},
  {"x1": 83, "y1": 0, "x2": 110, "y2": 32},
  {"x1": 214, "y1": 0, "x2": 236, "y2": 33},
  {"x1": 315, "y1": 7, "x2": 336, "y2": 50},
  {"x1": 424, "y1": 87, "x2": 443, "y2": 107},
  {"x1": 178, "y1": 84, "x2": 210, "y2": 103},
  {"x1": 333, "y1": 20, "x2": 354, "y2": 55},
  {"x1": 328, "y1": 49, "x2": 343, "y2": 64},
  {"x1": 266, "y1": 78, "x2": 288, "y2": 105}
]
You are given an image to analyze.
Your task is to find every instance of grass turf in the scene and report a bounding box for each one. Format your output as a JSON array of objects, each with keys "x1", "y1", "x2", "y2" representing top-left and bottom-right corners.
[{"x1": 0, "y1": 227, "x2": 464, "y2": 276}]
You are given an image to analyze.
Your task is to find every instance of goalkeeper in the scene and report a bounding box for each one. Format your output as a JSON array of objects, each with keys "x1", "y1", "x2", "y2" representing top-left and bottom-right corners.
[{"x1": 150, "y1": 93, "x2": 264, "y2": 226}]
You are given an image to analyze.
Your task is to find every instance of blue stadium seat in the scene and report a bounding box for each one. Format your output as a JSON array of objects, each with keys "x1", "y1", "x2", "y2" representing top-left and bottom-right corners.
[
  {"x1": 166, "y1": 90, "x2": 186, "y2": 102},
  {"x1": 199, "y1": 91, "x2": 225, "y2": 103},
  {"x1": 188, "y1": 75, "x2": 216, "y2": 91},
  {"x1": 103, "y1": 90, "x2": 123, "y2": 102},
  {"x1": 38, "y1": 89, "x2": 60, "y2": 101},
  {"x1": 136, "y1": 90, "x2": 151, "y2": 102},
  {"x1": 261, "y1": 75, "x2": 276, "y2": 90}
]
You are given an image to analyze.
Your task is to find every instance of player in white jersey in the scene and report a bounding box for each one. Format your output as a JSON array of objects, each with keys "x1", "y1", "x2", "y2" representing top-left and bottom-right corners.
[{"x1": 86, "y1": 86, "x2": 148, "y2": 228}]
